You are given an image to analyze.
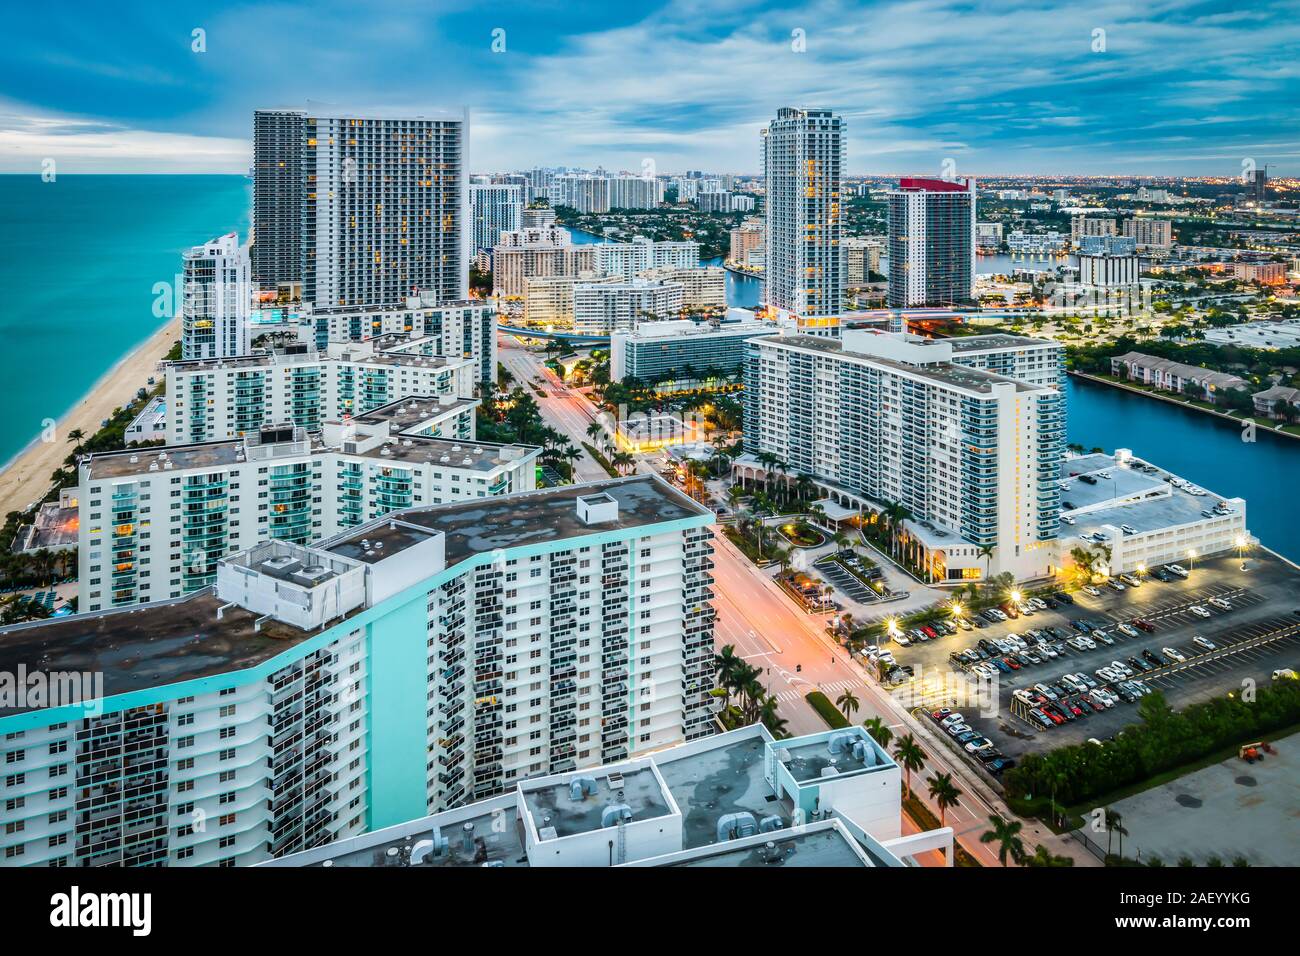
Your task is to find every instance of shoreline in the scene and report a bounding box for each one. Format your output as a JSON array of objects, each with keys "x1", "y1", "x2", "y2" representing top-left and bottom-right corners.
[
  {"x1": 1068, "y1": 370, "x2": 1300, "y2": 443},
  {"x1": 0, "y1": 317, "x2": 179, "y2": 517}
]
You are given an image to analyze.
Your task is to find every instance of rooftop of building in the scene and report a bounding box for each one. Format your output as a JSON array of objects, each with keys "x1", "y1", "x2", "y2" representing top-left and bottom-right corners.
[
  {"x1": 323, "y1": 474, "x2": 712, "y2": 568},
  {"x1": 947, "y1": 333, "x2": 1060, "y2": 353},
  {"x1": 1061, "y1": 452, "x2": 1242, "y2": 538},
  {"x1": 522, "y1": 765, "x2": 672, "y2": 839},
  {"x1": 351, "y1": 395, "x2": 476, "y2": 431},
  {"x1": 753, "y1": 333, "x2": 1046, "y2": 395},
  {"x1": 166, "y1": 343, "x2": 469, "y2": 374},
  {"x1": 666, "y1": 825, "x2": 872, "y2": 868},
  {"x1": 0, "y1": 592, "x2": 330, "y2": 716}
]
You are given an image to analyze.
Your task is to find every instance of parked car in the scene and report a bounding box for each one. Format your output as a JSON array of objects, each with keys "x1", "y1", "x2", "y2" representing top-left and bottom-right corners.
[
  {"x1": 1106, "y1": 579, "x2": 1126, "y2": 592},
  {"x1": 1093, "y1": 630, "x2": 1115, "y2": 646},
  {"x1": 1189, "y1": 605, "x2": 1212, "y2": 619},
  {"x1": 1193, "y1": 636, "x2": 1218, "y2": 651},
  {"x1": 1208, "y1": 596, "x2": 1232, "y2": 611},
  {"x1": 1162, "y1": 647, "x2": 1186, "y2": 663},
  {"x1": 1055, "y1": 592, "x2": 1075, "y2": 605},
  {"x1": 1116, "y1": 622, "x2": 1138, "y2": 638},
  {"x1": 1082, "y1": 585, "x2": 1101, "y2": 596},
  {"x1": 986, "y1": 758, "x2": 1016, "y2": 774},
  {"x1": 1133, "y1": 618, "x2": 1156, "y2": 633},
  {"x1": 1143, "y1": 649, "x2": 1167, "y2": 667},
  {"x1": 1166, "y1": 564, "x2": 1189, "y2": 578}
]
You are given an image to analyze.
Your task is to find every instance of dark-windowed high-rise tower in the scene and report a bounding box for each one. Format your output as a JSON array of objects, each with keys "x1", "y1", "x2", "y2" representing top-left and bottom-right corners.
[
  {"x1": 887, "y1": 177, "x2": 977, "y2": 308},
  {"x1": 251, "y1": 108, "x2": 469, "y2": 308}
]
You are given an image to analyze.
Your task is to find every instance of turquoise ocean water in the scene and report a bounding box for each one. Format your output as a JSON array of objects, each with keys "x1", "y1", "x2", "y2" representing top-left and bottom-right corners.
[{"x1": 0, "y1": 174, "x2": 250, "y2": 467}]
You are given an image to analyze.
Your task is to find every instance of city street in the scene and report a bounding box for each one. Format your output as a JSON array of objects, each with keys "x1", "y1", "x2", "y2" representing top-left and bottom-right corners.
[{"x1": 503, "y1": 331, "x2": 1095, "y2": 866}]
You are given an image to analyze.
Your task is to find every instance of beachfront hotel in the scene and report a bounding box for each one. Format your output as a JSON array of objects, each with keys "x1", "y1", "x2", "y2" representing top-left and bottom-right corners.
[
  {"x1": 251, "y1": 108, "x2": 469, "y2": 308},
  {"x1": 258, "y1": 723, "x2": 955, "y2": 869},
  {"x1": 180, "y1": 233, "x2": 251, "y2": 361},
  {"x1": 0, "y1": 476, "x2": 717, "y2": 867},
  {"x1": 75, "y1": 399, "x2": 540, "y2": 612},
  {"x1": 164, "y1": 336, "x2": 477, "y2": 445},
  {"x1": 739, "y1": 330, "x2": 1065, "y2": 582},
  {"x1": 761, "y1": 108, "x2": 846, "y2": 319}
]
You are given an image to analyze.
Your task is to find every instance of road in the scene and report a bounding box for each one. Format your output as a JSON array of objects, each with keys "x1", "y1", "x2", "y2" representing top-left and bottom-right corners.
[{"x1": 496, "y1": 329, "x2": 1093, "y2": 866}]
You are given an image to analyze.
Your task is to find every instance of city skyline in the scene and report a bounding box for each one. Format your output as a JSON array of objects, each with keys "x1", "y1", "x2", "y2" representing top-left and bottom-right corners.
[{"x1": 1, "y1": 0, "x2": 1298, "y2": 176}]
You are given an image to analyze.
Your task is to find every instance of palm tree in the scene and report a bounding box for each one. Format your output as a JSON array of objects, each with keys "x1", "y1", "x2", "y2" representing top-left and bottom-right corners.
[
  {"x1": 610, "y1": 451, "x2": 635, "y2": 475},
  {"x1": 835, "y1": 689, "x2": 860, "y2": 721},
  {"x1": 712, "y1": 645, "x2": 745, "y2": 707},
  {"x1": 859, "y1": 715, "x2": 892, "y2": 749},
  {"x1": 726, "y1": 485, "x2": 744, "y2": 513},
  {"x1": 891, "y1": 733, "x2": 927, "y2": 796},
  {"x1": 585, "y1": 421, "x2": 605, "y2": 447},
  {"x1": 926, "y1": 772, "x2": 962, "y2": 828},
  {"x1": 977, "y1": 544, "x2": 995, "y2": 581},
  {"x1": 757, "y1": 695, "x2": 789, "y2": 738},
  {"x1": 980, "y1": 815, "x2": 1026, "y2": 866}
]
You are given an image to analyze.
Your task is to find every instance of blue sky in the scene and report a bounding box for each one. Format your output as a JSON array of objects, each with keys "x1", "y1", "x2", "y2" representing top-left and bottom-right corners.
[{"x1": 1, "y1": 0, "x2": 1296, "y2": 176}]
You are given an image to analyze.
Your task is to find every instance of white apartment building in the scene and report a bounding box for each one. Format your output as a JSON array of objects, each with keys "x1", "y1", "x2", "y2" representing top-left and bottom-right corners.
[
  {"x1": 741, "y1": 330, "x2": 1064, "y2": 582},
  {"x1": 843, "y1": 237, "x2": 885, "y2": 286},
  {"x1": 523, "y1": 272, "x2": 619, "y2": 327},
  {"x1": 762, "y1": 108, "x2": 845, "y2": 318},
  {"x1": 608, "y1": 176, "x2": 662, "y2": 210},
  {"x1": 1070, "y1": 215, "x2": 1117, "y2": 244},
  {"x1": 492, "y1": 228, "x2": 598, "y2": 297},
  {"x1": 1079, "y1": 254, "x2": 1140, "y2": 288},
  {"x1": 573, "y1": 279, "x2": 685, "y2": 334},
  {"x1": 77, "y1": 405, "x2": 538, "y2": 612},
  {"x1": 0, "y1": 477, "x2": 716, "y2": 867},
  {"x1": 165, "y1": 339, "x2": 477, "y2": 445},
  {"x1": 299, "y1": 299, "x2": 498, "y2": 387},
  {"x1": 181, "y1": 233, "x2": 251, "y2": 361},
  {"x1": 597, "y1": 236, "x2": 701, "y2": 279},
  {"x1": 635, "y1": 266, "x2": 726, "y2": 311},
  {"x1": 553, "y1": 174, "x2": 610, "y2": 213},
  {"x1": 469, "y1": 183, "x2": 523, "y2": 255}
]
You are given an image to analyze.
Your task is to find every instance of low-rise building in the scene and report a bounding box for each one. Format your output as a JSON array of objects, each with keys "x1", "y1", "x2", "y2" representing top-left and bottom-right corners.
[
  {"x1": 1109, "y1": 352, "x2": 1248, "y2": 402},
  {"x1": 635, "y1": 266, "x2": 726, "y2": 311},
  {"x1": 77, "y1": 402, "x2": 538, "y2": 611},
  {"x1": 610, "y1": 316, "x2": 769, "y2": 388},
  {"x1": 573, "y1": 278, "x2": 685, "y2": 334},
  {"x1": 124, "y1": 396, "x2": 167, "y2": 444},
  {"x1": 1252, "y1": 384, "x2": 1300, "y2": 419}
]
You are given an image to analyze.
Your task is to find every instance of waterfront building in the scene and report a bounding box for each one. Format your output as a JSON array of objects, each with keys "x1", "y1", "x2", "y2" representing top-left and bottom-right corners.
[
  {"x1": 1070, "y1": 215, "x2": 1117, "y2": 245},
  {"x1": 1252, "y1": 384, "x2": 1300, "y2": 418},
  {"x1": 77, "y1": 408, "x2": 538, "y2": 612},
  {"x1": 553, "y1": 174, "x2": 611, "y2": 213},
  {"x1": 1, "y1": 476, "x2": 717, "y2": 867},
  {"x1": 1076, "y1": 235, "x2": 1136, "y2": 256},
  {"x1": 975, "y1": 222, "x2": 1003, "y2": 250},
  {"x1": 181, "y1": 234, "x2": 251, "y2": 361},
  {"x1": 165, "y1": 338, "x2": 477, "y2": 444},
  {"x1": 1122, "y1": 218, "x2": 1173, "y2": 252},
  {"x1": 124, "y1": 396, "x2": 168, "y2": 444},
  {"x1": 610, "y1": 318, "x2": 770, "y2": 388},
  {"x1": 887, "y1": 177, "x2": 976, "y2": 308},
  {"x1": 762, "y1": 108, "x2": 845, "y2": 318},
  {"x1": 260, "y1": 723, "x2": 955, "y2": 869},
  {"x1": 469, "y1": 184, "x2": 523, "y2": 256},
  {"x1": 729, "y1": 219, "x2": 763, "y2": 264},
  {"x1": 251, "y1": 108, "x2": 469, "y2": 308},
  {"x1": 573, "y1": 279, "x2": 685, "y2": 334},
  {"x1": 635, "y1": 266, "x2": 726, "y2": 311},
  {"x1": 1060, "y1": 450, "x2": 1249, "y2": 575},
  {"x1": 597, "y1": 236, "x2": 700, "y2": 280},
  {"x1": 1005, "y1": 231, "x2": 1068, "y2": 255},
  {"x1": 740, "y1": 330, "x2": 1064, "y2": 581},
  {"x1": 1202, "y1": 318, "x2": 1300, "y2": 351},
  {"x1": 521, "y1": 205, "x2": 558, "y2": 230},
  {"x1": 1109, "y1": 352, "x2": 1247, "y2": 402}
]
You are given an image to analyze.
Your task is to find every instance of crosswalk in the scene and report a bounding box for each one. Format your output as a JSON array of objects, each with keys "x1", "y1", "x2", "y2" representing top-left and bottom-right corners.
[{"x1": 775, "y1": 678, "x2": 862, "y2": 703}]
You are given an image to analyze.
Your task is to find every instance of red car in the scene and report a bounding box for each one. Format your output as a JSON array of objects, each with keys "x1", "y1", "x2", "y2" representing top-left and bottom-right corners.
[
  {"x1": 922, "y1": 625, "x2": 939, "y2": 639},
  {"x1": 1133, "y1": 618, "x2": 1156, "y2": 633},
  {"x1": 931, "y1": 708, "x2": 951, "y2": 721},
  {"x1": 1002, "y1": 656, "x2": 1021, "y2": 670},
  {"x1": 1045, "y1": 709, "x2": 1065, "y2": 725}
]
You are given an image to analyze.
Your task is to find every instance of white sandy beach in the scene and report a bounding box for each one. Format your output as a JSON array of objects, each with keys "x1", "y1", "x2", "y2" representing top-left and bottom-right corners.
[{"x1": 0, "y1": 317, "x2": 179, "y2": 517}]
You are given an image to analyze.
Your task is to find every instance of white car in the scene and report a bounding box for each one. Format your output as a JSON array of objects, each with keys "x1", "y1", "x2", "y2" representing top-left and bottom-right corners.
[
  {"x1": 1040, "y1": 644, "x2": 1059, "y2": 659},
  {"x1": 1193, "y1": 636, "x2": 1218, "y2": 651},
  {"x1": 988, "y1": 608, "x2": 1008, "y2": 622},
  {"x1": 1166, "y1": 564, "x2": 1189, "y2": 578},
  {"x1": 1162, "y1": 647, "x2": 1187, "y2": 663},
  {"x1": 1030, "y1": 598, "x2": 1048, "y2": 611},
  {"x1": 940, "y1": 713, "x2": 965, "y2": 728},
  {"x1": 894, "y1": 633, "x2": 912, "y2": 646},
  {"x1": 1096, "y1": 667, "x2": 1119, "y2": 682},
  {"x1": 946, "y1": 722, "x2": 971, "y2": 737},
  {"x1": 1082, "y1": 585, "x2": 1101, "y2": 596},
  {"x1": 1117, "y1": 622, "x2": 1139, "y2": 638},
  {"x1": 1110, "y1": 660, "x2": 1132, "y2": 677},
  {"x1": 1208, "y1": 597, "x2": 1232, "y2": 610},
  {"x1": 1189, "y1": 605, "x2": 1212, "y2": 618}
]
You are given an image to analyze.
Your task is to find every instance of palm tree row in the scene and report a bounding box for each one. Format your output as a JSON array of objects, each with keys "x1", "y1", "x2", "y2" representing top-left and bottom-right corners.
[{"x1": 713, "y1": 644, "x2": 788, "y2": 737}]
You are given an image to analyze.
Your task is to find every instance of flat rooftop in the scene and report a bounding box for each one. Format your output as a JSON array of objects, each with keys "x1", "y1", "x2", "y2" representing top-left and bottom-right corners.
[
  {"x1": 524, "y1": 766, "x2": 671, "y2": 839},
  {"x1": 1062, "y1": 452, "x2": 1239, "y2": 537},
  {"x1": 325, "y1": 475, "x2": 712, "y2": 568},
  {"x1": 312, "y1": 805, "x2": 529, "y2": 868},
  {"x1": 755, "y1": 334, "x2": 1045, "y2": 394},
  {"x1": 326, "y1": 520, "x2": 438, "y2": 565},
  {"x1": 657, "y1": 736, "x2": 792, "y2": 850},
  {"x1": 947, "y1": 333, "x2": 1057, "y2": 352},
  {"x1": 780, "y1": 735, "x2": 892, "y2": 783},
  {"x1": 85, "y1": 441, "x2": 250, "y2": 479},
  {"x1": 0, "y1": 592, "x2": 331, "y2": 716},
  {"x1": 352, "y1": 395, "x2": 475, "y2": 430},
  {"x1": 670, "y1": 826, "x2": 870, "y2": 868}
]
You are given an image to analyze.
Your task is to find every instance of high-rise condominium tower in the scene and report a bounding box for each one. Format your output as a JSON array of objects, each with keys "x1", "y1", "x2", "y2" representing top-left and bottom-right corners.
[
  {"x1": 469, "y1": 183, "x2": 523, "y2": 255},
  {"x1": 887, "y1": 177, "x2": 977, "y2": 308},
  {"x1": 252, "y1": 108, "x2": 469, "y2": 309},
  {"x1": 180, "y1": 233, "x2": 250, "y2": 361},
  {"x1": 761, "y1": 108, "x2": 845, "y2": 318}
]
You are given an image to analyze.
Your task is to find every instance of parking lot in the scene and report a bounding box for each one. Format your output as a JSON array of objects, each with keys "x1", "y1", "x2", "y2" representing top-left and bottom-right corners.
[
  {"x1": 814, "y1": 554, "x2": 883, "y2": 604},
  {"x1": 887, "y1": 552, "x2": 1300, "y2": 773}
]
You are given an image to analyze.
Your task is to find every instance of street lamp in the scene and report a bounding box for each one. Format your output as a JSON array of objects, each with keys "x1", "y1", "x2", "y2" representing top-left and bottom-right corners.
[
  {"x1": 1008, "y1": 589, "x2": 1022, "y2": 607},
  {"x1": 1136, "y1": 562, "x2": 1146, "y2": 584},
  {"x1": 950, "y1": 601, "x2": 964, "y2": 619},
  {"x1": 1187, "y1": 548, "x2": 1197, "y2": 572},
  {"x1": 1235, "y1": 534, "x2": 1249, "y2": 569}
]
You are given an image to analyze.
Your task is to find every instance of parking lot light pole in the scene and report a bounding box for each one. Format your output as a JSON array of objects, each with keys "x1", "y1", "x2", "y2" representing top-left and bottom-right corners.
[{"x1": 1187, "y1": 548, "x2": 1198, "y2": 573}]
